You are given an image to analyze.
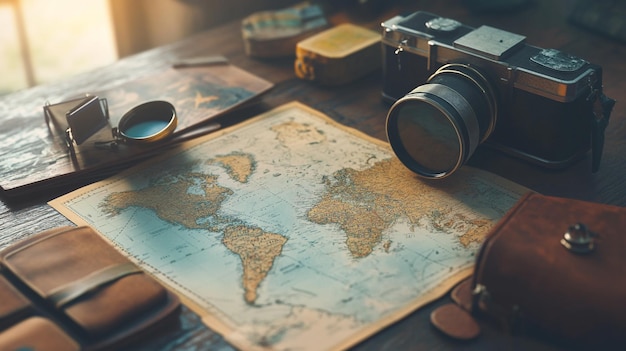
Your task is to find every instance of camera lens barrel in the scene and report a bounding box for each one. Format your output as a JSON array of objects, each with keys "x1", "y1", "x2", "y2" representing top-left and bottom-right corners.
[{"x1": 386, "y1": 63, "x2": 497, "y2": 179}]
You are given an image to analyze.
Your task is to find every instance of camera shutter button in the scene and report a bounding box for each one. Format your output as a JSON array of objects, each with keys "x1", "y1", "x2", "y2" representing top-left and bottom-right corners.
[{"x1": 425, "y1": 17, "x2": 462, "y2": 33}]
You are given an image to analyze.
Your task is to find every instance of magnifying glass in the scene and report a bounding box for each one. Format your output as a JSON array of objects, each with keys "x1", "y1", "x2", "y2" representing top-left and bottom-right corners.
[
  {"x1": 110, "y1": 100, "x2": 177, "y2": 146},
  {"x1": 45, "y1": 96, "x2": 222, "y2": 156},
  {"x1": 45, "y1": 96, "x2": 180, "y2": 152}
]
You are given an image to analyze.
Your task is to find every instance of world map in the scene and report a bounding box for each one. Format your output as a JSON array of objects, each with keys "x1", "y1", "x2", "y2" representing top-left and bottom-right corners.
[{"x1": 51, "y1": 102, "x2": 528, "y2": 351}]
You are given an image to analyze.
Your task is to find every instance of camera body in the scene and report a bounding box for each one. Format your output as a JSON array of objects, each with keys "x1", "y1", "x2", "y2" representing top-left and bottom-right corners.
[{"x1": 381, "y1": 11, "x2": 608, "y2": 175}]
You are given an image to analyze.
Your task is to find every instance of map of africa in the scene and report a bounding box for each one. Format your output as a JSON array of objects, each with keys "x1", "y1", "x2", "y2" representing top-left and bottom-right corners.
[{"x1": 50, "y1": 102, "x2": 529, "y2": 351}]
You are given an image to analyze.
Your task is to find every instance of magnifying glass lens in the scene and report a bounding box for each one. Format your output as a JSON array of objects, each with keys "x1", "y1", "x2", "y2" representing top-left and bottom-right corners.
[{"x1": 124, "y1": 120, "x2": 171, "y2": 138}]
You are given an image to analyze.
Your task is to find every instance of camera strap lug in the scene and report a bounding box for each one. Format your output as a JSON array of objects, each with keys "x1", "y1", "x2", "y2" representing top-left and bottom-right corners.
[
  {"x1": 588, "y1": 88, "x2": 615, "y2": 173},
  {"x1": 394, "y1": 39, "x2": 408, "y2": 71}
]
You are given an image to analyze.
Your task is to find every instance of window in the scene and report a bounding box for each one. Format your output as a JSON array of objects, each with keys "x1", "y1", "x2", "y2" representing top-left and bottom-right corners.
[{"x1": 0, "y1": 0, "x2": 117, "y2": 95}]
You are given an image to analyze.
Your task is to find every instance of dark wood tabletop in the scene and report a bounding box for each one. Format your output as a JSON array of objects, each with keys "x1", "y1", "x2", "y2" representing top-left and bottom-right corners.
[{"x1": 1, "y1": 0, "x2": 624, "y2": 350}]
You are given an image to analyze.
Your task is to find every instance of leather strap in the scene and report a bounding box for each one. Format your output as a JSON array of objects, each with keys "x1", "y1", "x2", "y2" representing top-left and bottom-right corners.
[
  {"x1": 47, "y1": 262, "x2": 142, "y2": 308},
  {"x1": 590, "y1": 91, "x2": 615, "y2": 172},
  {"x1": 430, "y1": 277, "x2": 481, "y2": 340},
  {"x1": 430, "y1": 303, "x2": 480, "y2": 340}
]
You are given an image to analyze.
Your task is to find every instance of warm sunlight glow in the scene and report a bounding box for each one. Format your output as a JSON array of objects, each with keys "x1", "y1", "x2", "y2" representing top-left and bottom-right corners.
[
  {"x1": 0, "y1": 0, "x2": 117, "y2": 94},
  {"x1": 0, "y1": 5, "x2": 27, "y2": 93}
]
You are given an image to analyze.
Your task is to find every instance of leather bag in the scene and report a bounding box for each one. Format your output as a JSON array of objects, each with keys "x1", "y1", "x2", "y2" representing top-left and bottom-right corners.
[{"x1": 431, "y1": 192, "x2": 626, "y2": 349}]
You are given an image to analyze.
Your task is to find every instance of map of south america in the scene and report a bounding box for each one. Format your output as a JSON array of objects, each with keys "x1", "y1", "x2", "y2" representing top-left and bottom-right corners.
[{"x1": 100, "y1": 153, "x2": 290, "y2": 305}]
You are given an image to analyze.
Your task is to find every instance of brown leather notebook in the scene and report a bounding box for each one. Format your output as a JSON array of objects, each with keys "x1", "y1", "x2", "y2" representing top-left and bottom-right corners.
[
  {"x1": 0, "y1": 274, "x2": 32, "y2": 331},
  {"x1": 0, "y1": 226, "x2": 181, "y2": 350},
  {"x1": 0, "y1": 317, "x2": 80, "y2": 351}
]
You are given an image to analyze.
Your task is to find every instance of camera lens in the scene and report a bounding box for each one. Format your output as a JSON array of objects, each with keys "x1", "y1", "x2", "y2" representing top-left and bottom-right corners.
[{"x1": 386, "y1": 63, "x2": 497, "y2": 179}]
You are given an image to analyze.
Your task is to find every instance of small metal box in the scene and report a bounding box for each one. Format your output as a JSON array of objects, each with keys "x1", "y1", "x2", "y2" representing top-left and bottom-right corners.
[{"x1": 294, "y1": 23, "x2": 381, "y2": 85}]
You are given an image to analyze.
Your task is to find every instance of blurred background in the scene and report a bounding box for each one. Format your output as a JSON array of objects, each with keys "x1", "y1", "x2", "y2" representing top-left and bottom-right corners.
[
  {"x1": 0, "y1": 0, "x2": 298, "y2": 95},
  {"x1": 1, "y1": 0, "x2": 623, "y2": 96}
]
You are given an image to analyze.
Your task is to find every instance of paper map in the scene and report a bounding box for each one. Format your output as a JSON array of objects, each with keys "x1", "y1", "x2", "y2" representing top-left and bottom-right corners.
[{"x1": 50, "y1": 102, "x2": 528, "y2": 350}]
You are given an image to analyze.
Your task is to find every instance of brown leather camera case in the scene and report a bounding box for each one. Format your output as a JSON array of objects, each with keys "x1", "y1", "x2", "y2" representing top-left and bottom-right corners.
[
  {"x1": 471, "y1": 192, "x2": 626, "y2": 346},
  {"x1": 0, "y1": 226, "x2": 181, "y2": 350}
]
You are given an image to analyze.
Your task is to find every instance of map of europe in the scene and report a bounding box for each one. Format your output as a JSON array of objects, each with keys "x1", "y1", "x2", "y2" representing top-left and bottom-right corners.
[{"x1": 51, "y1": 102, "x2": 529, "y2": 351}]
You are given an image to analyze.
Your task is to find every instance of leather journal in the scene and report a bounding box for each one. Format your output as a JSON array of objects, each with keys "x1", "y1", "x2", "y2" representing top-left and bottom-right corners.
[
  {"x1": 431, "y1": 192, "x2": 626, "y2": 349},
  {"x1": 0, "y1": 226, "x2": 180, "y2": 350}
]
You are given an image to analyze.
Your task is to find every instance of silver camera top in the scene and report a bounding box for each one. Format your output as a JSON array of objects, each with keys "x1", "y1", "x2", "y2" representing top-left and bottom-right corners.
[
  {"x1": 382, "y1": 11, "x2": 597, "y2": 103},
  {"x1": 453, "y1": 25, "x2": 526, "y2": 60}
]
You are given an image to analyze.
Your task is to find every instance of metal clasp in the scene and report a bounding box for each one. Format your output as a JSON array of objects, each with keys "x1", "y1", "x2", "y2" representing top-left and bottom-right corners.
[
  {"x1": 394, "y1": 38, "x2": 408, "y2": 71},
  {"x1": 394, "y1": 38, "x2": 407, "y2": 55},
  {"x1": 561, "y1": 223, "x2": 597, "y2": 254}
]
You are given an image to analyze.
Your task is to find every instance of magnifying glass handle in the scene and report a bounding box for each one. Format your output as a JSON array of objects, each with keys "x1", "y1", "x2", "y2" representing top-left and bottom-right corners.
[
  {"x1": 94, "y1": 139, "x2": 120, "y2": 151},
  {"x1": 171, "y1": 122, "x2": 222, "y2": 143},
  {"x1": 94, "y1": 122, "x2": 222, "y2": 151}
]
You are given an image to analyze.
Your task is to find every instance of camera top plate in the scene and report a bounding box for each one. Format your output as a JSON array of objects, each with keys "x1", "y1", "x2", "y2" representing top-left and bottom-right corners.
[
  {"x1": 453, "y1": 25, "x2": 526, "y2": 60},
  {"x1": 530, "y1": 48, "x2": 588, "y2": 72},
  {"x1": 425, "y1": 17, "x2": 462, "y2": 33}
]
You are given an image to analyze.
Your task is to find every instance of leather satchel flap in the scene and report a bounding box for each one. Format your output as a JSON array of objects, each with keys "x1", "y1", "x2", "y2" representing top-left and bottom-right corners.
[
  {"x1": 0, "y1": 316, "x2": 80, "y2": 351},
  {"x1": 472, "y1": 193, "x2": 626, "y2": 345},
  {"x1": 0, "y1": 273, "x2": 32, "y2": 330},
  {"x1": 0, "y1": 226, "x2": 168, "y2": 338}
]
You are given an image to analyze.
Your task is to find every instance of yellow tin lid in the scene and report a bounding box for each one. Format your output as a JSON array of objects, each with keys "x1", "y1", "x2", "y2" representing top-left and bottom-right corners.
[{"x1": 296, "y1": 23, "x2": 380, "y2": 59}]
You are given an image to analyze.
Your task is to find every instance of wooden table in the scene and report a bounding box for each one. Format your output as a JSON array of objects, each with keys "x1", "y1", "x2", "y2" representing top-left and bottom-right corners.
[{"x1": 1, "y1": 1, "x2": 624, "y2": 350}]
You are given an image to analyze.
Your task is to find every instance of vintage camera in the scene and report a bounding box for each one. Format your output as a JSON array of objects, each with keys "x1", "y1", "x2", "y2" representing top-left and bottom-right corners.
[{"x1": 381, "y1": 11, "x2": 614, "y2": 179}]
